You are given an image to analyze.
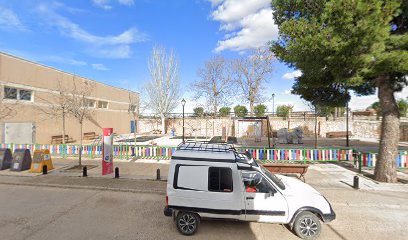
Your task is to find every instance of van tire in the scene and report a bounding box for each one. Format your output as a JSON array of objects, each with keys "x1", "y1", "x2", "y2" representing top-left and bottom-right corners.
[
  {"x1": 175, "y1": 212, "x2": 200, "y2": 236},
  {"x1": 293, "y1": 211, "x2": 321, "y2": 239}
]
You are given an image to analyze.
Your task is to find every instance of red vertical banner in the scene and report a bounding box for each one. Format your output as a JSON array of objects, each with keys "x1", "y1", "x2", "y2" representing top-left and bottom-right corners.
[{"x1": 102, "y1": 128, "x2": 113, "y2": 175}]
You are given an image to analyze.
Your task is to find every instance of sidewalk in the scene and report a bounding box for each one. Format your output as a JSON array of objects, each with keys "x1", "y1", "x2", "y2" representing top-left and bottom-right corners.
[{"x1": 0, "y1": 157, "x2": 407, "y2": 193}]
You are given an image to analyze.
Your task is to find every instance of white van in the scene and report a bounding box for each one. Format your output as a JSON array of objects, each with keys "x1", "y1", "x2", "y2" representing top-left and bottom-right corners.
[{"x1": 164, "y1": 143, "x2": 335, "y2": 239}]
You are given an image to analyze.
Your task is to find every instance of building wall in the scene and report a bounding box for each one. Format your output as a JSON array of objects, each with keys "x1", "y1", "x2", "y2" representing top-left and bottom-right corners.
[{"x1": 0, "y1": 53, "x2": 139, "y2": 144}]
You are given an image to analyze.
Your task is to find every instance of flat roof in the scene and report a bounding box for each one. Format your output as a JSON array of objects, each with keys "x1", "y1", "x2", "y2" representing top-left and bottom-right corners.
[{"x1": 0, "y1": 51, "x2": 139, "y2": 95}]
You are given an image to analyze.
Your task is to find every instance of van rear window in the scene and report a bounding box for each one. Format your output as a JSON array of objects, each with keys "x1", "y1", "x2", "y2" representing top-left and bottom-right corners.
[{"x1": 208, "y1": 167, "x2": 233, "y2": 192}]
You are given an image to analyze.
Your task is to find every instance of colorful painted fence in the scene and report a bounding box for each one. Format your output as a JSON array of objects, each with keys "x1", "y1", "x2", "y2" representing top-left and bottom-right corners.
[
  {"x1": 359, "y1": 151, "x2": 408, "y2": 168},
  {"x1": 237, "y1": 148, "x2": 354, "y2": 162},
  {"x1": 0, "y1": 143, "x2": 406, "y2": 168}
]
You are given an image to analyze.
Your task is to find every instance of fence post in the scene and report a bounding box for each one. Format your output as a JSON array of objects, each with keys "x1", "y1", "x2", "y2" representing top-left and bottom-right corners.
[
  {"x1": 358, "y1": 152, "x2": 362, "y2": 173},
  {"x1": 303, "y1": 148, "x2": 306, "y2": 164}
]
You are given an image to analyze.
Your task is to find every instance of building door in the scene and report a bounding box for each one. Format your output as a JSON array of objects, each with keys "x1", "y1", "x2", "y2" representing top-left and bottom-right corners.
[{"x1": 4, "y1": 123, "x2": 35, "y2": 144}]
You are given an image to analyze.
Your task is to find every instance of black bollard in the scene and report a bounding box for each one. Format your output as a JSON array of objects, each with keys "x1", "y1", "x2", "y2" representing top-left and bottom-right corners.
[
  {"x1": 83, "y1": 166, "x2": 88, "y2": 177},
  {"x1": 115, "y1": 167, "x2": 119, "y2": 178},
  {"x1": 42, "y1": 165, "x2": 48, "y2": 175},
  {"x1": 156, "y1": 168, "x2": 161, "y2": 180},
  {"x1": 353, "y1": 176, "x2": 359, "y2": 189}
]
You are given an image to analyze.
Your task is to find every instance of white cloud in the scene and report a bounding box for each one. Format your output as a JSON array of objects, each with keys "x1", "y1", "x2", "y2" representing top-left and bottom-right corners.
[
  {"x1": 209, "y1": 0, "x2": 277, "y2": 52},
  {"x1": 92, "y1": 0, "x2": 134, "y2": 10},
  {"x1": 212, "y1": 0, "x2": 270, "y2": 25},
  {"x1": 92, "y1": 0, "x2": 112, "y2": 10},
  {"x1": 215, "y1": 9, "x2": 278, "y2": 52},
  {"x1": 282, "y1": 70, "x2": 302, "y2": 80},
  {"x1": 0, "y1": 6, "x2": 26, "y2": 31},
  {"x1": 36, "y1": 3, "x2": 147, "y2": 59},
  {"x1": 118, "y1": 0, "x2": 135, "y2": 6},
  {"x1": 92, "y1": 63, "x2": 109, "y2": 71},
  {"x1": 207, "y1": 0, "x2": 224, "y2": 7},
  {"x1": 283, "y1": 89, "x2": 291, "y2": 95},
  {"x1": 90, "y1": 45, "x2": 132, "y2": 59}
]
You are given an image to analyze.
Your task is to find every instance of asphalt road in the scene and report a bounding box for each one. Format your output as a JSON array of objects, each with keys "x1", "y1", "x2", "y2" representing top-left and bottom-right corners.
[{"x1": 0, "y1": 182, "x2": 406, "y2": 240}]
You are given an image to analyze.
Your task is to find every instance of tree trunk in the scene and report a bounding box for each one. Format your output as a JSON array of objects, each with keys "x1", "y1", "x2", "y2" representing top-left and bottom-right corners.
[
  {"x1": 62, "y1": 111, "x2": 66, "y2": 145},
  {"x1": 133, "y1": 115, "x2": 137, "y2": 158},
  {"x1": 161, "y1": 115, "x2": 166, "y2": 135},
  {"x1": 79, "y1": 121, "x2": 83, "y2": 167},
  {"x1": 375, "y1": 76, "x2": 399, "y2": 183},
  {"x1": 250, "y1": 101, "x2": 254, "y2": 116},
  {"x1": 314, "y1": 107, "x2": 317, "y2": 149}
]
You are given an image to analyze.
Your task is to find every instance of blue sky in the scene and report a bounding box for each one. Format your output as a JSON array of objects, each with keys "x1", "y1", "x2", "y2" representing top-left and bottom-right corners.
[{"x1": 0, "y1": 0, "x2": 403, "y2": 113}]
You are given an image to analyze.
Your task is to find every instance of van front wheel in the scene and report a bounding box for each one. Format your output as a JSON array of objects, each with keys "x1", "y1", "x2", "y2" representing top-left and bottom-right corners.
[
  {"x1": 293, "y1": 211, "x2": 321, "y2": 239},
  {"x1": 176, "y1": 212, "x2": 200, "y2": 236}
]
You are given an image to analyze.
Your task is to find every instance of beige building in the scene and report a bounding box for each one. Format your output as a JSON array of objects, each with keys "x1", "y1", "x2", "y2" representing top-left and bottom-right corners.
[{"x1": 0, "y1": 52, "x2": 139, "y2": 144}]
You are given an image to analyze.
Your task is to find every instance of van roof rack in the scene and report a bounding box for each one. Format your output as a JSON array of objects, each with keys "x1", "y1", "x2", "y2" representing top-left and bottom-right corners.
[{"x1": 176, "y1": 142, "x2": 235, "y2": 153}]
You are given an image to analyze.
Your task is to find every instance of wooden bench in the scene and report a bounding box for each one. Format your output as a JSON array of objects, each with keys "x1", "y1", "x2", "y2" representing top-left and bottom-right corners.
[
  {"x1": 83, "y1": 132, "x2": 98, "y2": 140},
  {"x1": 51, "y1": 135, "x2": 75, "y2": 144},
  {"x1": 152, "y1": 129, "x2": 162, "y2": 135},
  {"x1": 326, "y1": 131, "x2": 352, "y2": 138},
  {"x1": 262, "y1": 163, "x2": 309, "y2": 182}
]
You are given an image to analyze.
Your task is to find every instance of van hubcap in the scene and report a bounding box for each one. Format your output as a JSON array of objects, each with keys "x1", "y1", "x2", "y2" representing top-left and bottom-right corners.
[
  {"x1": 178, "y1": 214, "x2": 196, "y2": 233},
  {"x1": 299, "y1": 217, "x2": 318, "y2": 236}
]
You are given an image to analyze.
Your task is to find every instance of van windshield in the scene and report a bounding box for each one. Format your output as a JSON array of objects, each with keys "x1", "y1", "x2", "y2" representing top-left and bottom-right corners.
[{"x1": 259, "y1": 165, "x2": 286, "y2": 190}]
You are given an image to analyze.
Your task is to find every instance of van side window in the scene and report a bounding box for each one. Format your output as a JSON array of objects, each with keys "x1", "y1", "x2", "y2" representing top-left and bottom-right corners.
[
  {"x1": 208, "y1": 167, "x2": 233, "y2": 192},
  {"x1": 242, "y1": 171, "x2": 275, "y2": 194}
]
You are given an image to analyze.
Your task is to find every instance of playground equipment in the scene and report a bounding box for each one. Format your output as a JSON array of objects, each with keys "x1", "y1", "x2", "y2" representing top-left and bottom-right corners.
[{"x1": 277, "y1": 127, "x2": 304, "y2": 144}]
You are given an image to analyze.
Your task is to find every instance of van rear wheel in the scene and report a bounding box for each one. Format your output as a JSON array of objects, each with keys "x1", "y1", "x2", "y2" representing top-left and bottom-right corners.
[
  {"x1": 293, "y1": 211, "x2": 321, "y2": 239},
  {"x1": 175, "y1": 212, "x2": 200, "y2": 236}
]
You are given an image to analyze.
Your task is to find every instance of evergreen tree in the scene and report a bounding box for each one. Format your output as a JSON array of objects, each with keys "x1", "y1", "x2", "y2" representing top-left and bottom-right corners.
[{"x1": 271, "y1": 0, "x2": 408, "y2": 182}]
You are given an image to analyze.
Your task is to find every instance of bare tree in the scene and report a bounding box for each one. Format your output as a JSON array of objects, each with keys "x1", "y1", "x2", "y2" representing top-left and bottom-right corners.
[
  {"x1": 144, "y1": 45, "x2": 180, "y2": 134},
  {"x1": 128, "y1": 92, "x2": 139, "y2": 146},
  {"x1": 66, "y1": 77, "x2": 95, "y2": 167},
  {"x1": 192, "y1": 55, "x2": 232, "y2": 114},
  {"x1": 36, "y1": 78, "x2": 71, "y2": 144},
  {"x1": 232, "y1": 47, "x2": 274, "y2": 115}
]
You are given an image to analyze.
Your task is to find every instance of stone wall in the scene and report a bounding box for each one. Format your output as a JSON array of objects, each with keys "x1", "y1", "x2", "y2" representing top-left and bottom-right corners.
[{"x1": 137, "y1": 116, "x2": 407, "y2": 140}]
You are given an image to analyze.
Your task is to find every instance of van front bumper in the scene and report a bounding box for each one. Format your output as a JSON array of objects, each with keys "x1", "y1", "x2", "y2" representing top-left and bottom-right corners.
[{"x1": 164, "y1": 206, "x2": 173, "y2": 217}]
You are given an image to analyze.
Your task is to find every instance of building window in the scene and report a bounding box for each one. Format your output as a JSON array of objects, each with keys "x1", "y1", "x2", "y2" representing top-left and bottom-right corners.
[
  {"x1": 4, "y1": 87, "x2": 32, "y2": 101},
  {"x1": 4, "y1": 87, "x2": 17, "y2": 99},
  {"x1": 19, "y1": 90, "x2": 32, "y2": 101},
  {"x1": 98, "y1": 101, "x2": 108, "y2": 109},
  {"x1": 208, "y1": 167, "x2": 233, "y2": 192},
  {"x1": 83, "y1": 99, "x2": 95, "y2": 108}
]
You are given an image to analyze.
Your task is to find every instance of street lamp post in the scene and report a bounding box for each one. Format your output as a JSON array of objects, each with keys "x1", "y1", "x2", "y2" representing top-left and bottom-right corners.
[
  {"x1": 272, "y1": 93, "x2": 275, "y2": 116},
  {"x1": 181, "y1": 98, "x2": 186, "y2": 143}
]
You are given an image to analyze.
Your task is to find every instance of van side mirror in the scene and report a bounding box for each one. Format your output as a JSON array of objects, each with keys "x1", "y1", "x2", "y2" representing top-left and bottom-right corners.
[{"x1": 266, "y1": 189, "x2": 276, "y2": 198}]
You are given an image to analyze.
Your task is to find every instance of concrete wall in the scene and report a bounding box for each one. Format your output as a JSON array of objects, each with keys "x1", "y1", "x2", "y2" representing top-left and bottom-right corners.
[{"x1": 0, "y1": 52, "x2": 139, "y2": 144}]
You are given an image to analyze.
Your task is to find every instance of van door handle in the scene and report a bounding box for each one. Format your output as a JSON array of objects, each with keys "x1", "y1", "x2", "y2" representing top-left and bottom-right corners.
[{"x1": 246, "y1": 197, "x2": 254, "y2": 200}]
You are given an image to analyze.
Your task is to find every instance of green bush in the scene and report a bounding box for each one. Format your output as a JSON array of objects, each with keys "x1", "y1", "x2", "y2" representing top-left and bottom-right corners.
[
  {"x1": 193, "y1": 107, "x2": 204, "y2": 117},
  {"x1": 276, "y1": 105, "x2": 293, "y2": 118},
  {"x1": 254, "y1": 104, "x2": 267, "y2": 117},
  {"x1": 234, "y1": 105, "x2": 248, "y2": 118},
  {"x1": 219, "y1": 107, "x2": 231, "y2": 117}
]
